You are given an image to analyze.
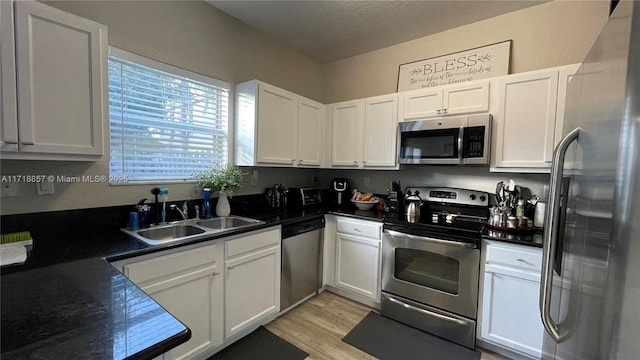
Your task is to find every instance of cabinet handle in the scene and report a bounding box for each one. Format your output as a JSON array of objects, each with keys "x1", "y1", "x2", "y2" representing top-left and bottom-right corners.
[
  {"x1": 353, "y1": 228, "x2": 361, "y2": 232},
  {"x1": 516, "y1": 258, "x2": 531, "y2": 265},
  {"x1": 292, "y1": 159, "x2": 296, "y2": 163},
  {"x1": 353, "y1": 160, "x2": 357, "y2": 164},
  {"x1": 442, "y1": 108, "x2": 448, "y2": 113},
  {"x1": 21, "y1": 141, "x2": 34, "y2": 145},
  {"x1": 436, "y1": 109, "x2": 442, "y2": 114},
  {"x1": 2, "y1": 140, "x2": 18, "y2": 145},
  {"x1": 298, "y1": 159, "x2": 303, "y2": 164},
  {"x1": 228, "y1": 266, "x2": 235, "y2": 270},
  {"x1": 212, "y1": 272, "x2": 220, "y2": 277}
]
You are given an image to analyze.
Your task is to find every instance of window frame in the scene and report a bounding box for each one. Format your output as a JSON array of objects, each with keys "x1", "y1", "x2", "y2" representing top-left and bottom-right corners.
[{"x1": 107, "y1": 47, "x2": 233, "y2": 185}]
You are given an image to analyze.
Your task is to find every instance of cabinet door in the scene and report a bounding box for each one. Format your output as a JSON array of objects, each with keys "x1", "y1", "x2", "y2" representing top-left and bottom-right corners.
[
  {"x1": 335, "y1": 233, "x2": 380, "y2": 301},
  {"x1": 481, "y1": 263, "x2": 544, "y2": 358},
  {"x1": 363, "y1": 94, "x2": 398, "y2": 167},
  {"x1": 330, "y1": 101, "x2": 362, "y2": 167},
  {"x1": 442, "y1": 81, "x2": 490, "y2": 115},
  {"x1": 225, "y1": 247, "x2": 280, "y2": 339},
  {"x1": 141, "y1": 265, "x2": 223, "y2": 360},
  {"x1": 399, "y1": 87, "x2": 442, "y2": 120},
  {"x1": 493, "y1": 70, "x2": 559, "y2": 169},
  {"x1": 554, "y1": 64, "x2": 581, "y2": 147},
  {"x1": 256, "y1": 83, "x2": 298, "y2": 165},
  {"x1": 14, "y1": 1, "x2": 106, "y2": 156},
  {"x1": 0, "y1": 0, "x2": 18, "y2": 152},
  {"x1": 297, "y1": 97, "x2": 324, "y2": 167},
  {"x1": 121, "y1": 242, "x2": 223, "y2": 360}
]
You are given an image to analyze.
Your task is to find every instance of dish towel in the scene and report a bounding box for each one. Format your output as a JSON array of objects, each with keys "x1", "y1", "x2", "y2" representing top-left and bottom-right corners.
[{"x1": 0, "y1": 243, "x2": 28, "y2": 266}]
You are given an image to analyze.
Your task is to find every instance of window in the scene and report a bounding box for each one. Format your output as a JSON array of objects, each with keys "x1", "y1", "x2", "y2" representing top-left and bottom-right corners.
[{"x1": 108, "y1": 48, "x2": 230, "y2": 182}]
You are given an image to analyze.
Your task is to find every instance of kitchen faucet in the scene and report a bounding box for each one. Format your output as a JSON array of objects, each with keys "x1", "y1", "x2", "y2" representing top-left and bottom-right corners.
[{"x1": 169, "y1": 204, "x2": 187, "y2": 220}]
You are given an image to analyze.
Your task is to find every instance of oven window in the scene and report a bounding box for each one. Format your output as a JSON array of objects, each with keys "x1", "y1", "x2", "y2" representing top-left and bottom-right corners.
[
  {"x1": 400, "y1": 128, "x2": 459, "y2": 159},
  {"x1": 394, "y1": 248, "x2": 460, "y2": 295}
]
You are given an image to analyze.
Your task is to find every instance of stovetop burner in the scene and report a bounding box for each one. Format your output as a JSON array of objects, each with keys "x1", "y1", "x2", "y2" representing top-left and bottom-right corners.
[{"x1": 384, "y1": 186, "x2": 490, "y2": 244}]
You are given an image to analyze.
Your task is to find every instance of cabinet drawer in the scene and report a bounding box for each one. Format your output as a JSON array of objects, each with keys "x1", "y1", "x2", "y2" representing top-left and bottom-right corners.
[
  {"x1": 485, "y1": 241, "x2": 542, "y2": 271},
  {"x1": 336, "y1": 217, "x2": 381, "y2": 240},
  {"x1": 125, "y1": 242, "x2": 219, "y2": 285},
  {"x1": 225, "y1": 227, "x2": 280, "y2": 259}
]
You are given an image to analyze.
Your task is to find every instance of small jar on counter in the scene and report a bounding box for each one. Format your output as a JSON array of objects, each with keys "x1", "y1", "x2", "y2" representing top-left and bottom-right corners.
[{"x1": 507, "y1": 216, "x2": 518, "y2": 229}]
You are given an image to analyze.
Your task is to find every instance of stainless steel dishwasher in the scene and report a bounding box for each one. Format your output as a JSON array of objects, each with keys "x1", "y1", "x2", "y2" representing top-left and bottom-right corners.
[{"x1": 280, "y1": 217, "x2": 324, "y2": 312}]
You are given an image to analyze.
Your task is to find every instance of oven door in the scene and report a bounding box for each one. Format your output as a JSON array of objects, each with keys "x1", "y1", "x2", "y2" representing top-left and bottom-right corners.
[
  {"x1": 397, "y1": 117, "x2": 467, "y2": 165},
  {"x1": 382, "y1": 229, "x2": 480, "y2": 319}
]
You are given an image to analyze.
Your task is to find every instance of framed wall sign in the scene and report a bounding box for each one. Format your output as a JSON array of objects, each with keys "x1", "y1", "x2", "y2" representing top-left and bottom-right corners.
[{"x1": 397, "y1": 40, "x2": 511, "y2": 92}]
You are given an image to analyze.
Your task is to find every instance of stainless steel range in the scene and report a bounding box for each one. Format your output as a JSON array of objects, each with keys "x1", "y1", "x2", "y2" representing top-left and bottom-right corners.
[{"x1": 381, "y1": 187, "x2": 489, "y2": 349}]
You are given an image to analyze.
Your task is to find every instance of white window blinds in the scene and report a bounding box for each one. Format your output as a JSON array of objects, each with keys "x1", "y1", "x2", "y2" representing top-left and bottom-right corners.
[{"x1": 108, "y1": 49, "x2": 229, "y2": 182}]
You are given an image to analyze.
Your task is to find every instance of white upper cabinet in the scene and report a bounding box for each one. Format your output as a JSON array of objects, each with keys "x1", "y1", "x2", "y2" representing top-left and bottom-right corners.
[
  {"x1": 256, "y1": 82, "x2": 298, "y2": 165},
  {"x1": 363, "y1": 94, "x2": 398, "y2": 167},
  {"x1": 1, "y1": 1, "x2": 107, "y2": 159},
  {"x1": 235, "y1": 80, "x2": 325, "y2": 167},
  {"x1": 329, "y1": 100, "x2": 362, "y2": 168},
  {"x1": 329, "y1": 94, "x2": 398, "y2": 169},
  {"x1": 399, "y1": 80, "x2": 489, "y2": 120},
  {"x1": 554, "y1": 64, "x2": 581, "y2": 146},
  {"x1": 491, "y1": 64, "x2": 579, "y2": 172},
  {"x1": 297, "y1": 96, "x2": 325, "y2": 166}
]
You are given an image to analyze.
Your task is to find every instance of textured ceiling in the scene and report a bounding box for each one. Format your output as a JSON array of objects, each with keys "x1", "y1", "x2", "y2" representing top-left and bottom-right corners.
[{"x1": 206, "y1": 0, "x2": 547, "y2": 64}]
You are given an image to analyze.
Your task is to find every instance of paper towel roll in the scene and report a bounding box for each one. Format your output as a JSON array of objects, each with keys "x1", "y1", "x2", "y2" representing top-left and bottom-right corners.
[{"x1": 534, "y1": 202, "x2": 546, "y2": 228}]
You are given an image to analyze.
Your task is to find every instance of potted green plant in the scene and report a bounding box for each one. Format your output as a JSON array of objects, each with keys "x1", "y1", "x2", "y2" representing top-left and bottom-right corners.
[{"x1": 192, "y1": 163, "x2": 244, "y2": 216}]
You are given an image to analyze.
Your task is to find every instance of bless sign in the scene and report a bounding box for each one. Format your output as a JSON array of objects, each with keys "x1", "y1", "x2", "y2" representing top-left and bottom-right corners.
[{"x1": 397, "y1": 40, "x2": 511, "y2": 91}]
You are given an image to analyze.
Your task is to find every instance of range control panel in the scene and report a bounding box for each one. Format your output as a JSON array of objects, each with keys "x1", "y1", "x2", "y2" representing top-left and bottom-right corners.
[{"x1": 404, "y1": 187, "x2": 489, "y2": 207}]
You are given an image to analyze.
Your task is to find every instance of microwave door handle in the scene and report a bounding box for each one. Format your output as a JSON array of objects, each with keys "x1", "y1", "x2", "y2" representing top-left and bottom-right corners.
[
  {"x1": 458, "y1": 127, "x2": 464, "y2": 163},
  {"x1": 539, "y1": 127, "x2": 580, "y2": 343}
]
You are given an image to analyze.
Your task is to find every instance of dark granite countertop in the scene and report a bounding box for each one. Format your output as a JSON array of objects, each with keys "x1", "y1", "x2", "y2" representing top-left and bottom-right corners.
[
  {"x1": 1, "y1": 258, "x2": 190, "y2": 360},
  {"x1": 0, "y1": 204, "x2": 381, "y2": 359},
  {"x1": 481, "y1": 227, "x2": 544, "y2": 248}
]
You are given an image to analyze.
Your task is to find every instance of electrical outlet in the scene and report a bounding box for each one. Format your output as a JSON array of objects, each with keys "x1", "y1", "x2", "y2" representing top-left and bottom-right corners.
[
  {"x1": 1, "y1": 183, "x2": 18, "y2": 197},
  {"x1": 364, "y1": 177, "x2": 370, "y2": 187},
  {"x1": 36, "y1": 181, "x2": 54, "y2": 195},
  {"x1": 311, "y1": 175, "x2": 318, "y2": 183},
  {"x1": 251, "y1": 169, "x2": 259, "y2": 186}
]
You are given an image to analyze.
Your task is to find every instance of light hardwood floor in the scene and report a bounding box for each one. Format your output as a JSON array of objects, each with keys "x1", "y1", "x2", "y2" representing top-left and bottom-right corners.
[{"x1": 265, "y1": 290, "x2": 509, "y2": 360}]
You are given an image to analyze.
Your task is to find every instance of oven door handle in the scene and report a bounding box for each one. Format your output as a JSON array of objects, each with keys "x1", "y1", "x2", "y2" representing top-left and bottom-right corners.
[
  {"x1": 385, "y1": 230, "x2": 477, "y2": 248},
  {"x1": 386, "y1": 295, "x2": 469, "y2": 326}
]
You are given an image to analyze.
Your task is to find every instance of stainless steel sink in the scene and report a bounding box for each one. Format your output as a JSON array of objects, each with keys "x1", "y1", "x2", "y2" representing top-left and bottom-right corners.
[
  {"x1": 121, "y1": 216, "x2": 265, "y2": 246},
  {"x1": 197, "y1": 216, "x2": 264, "y2": 230},
  {"x1": 136, "y1": 224, "x2": 205, "y2": 240}
]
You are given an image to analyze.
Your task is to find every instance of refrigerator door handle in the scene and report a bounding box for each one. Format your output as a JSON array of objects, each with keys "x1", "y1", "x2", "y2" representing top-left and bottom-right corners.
[{"x1": 540, "y1": 127, "x2": 580, "y2": 343}]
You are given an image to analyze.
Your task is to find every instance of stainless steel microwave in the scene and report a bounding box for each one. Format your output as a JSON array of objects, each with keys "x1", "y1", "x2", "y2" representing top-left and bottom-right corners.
[{"x1": 397, "y1": 114, "x2": 492, "y2": 165}]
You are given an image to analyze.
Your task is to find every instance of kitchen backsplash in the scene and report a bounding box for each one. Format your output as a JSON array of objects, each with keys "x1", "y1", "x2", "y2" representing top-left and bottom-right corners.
[{"x1": 1, "y1": 158, "x2": 548, "y2": 215}]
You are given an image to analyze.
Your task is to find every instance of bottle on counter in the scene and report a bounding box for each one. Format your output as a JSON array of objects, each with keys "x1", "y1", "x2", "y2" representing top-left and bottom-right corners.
[
  {"x1": 203, "y1": 188, "x2": 211, "y2": 219},
  {"x1": 516, "y1": 199, "x2": 525, "y2": 218}
]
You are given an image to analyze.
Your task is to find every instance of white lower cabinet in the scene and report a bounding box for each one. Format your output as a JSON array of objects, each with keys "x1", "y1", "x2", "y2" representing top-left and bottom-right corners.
[
  {"x1": 335, "y1": 233, "x2": 380, "y2": 301},
  {"x1": 479, "y1": 240, "x2": 544, "y2": 359},
  {"x1": 112, "y1": 226, "x2": 281, "y2": 359},
  {"x1": 224, "y1": 227, "x2": 281, "y2": 339},
  {"x1": 331, "y1": 216, "x2": 382, "y2": 304},
  {"x1": 116, "y1": 241, "x2": 224, "y2": 360}
]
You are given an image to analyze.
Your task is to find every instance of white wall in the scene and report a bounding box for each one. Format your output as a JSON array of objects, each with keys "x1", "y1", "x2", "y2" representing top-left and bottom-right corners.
[
  {"x1": 322, "y1": 0, "x2": 609, "y2": 102},
  {"x1": 0, "y1": 0, "x2": 609, "y2": 215},
  {"x1": 1, "y1": 0, "x2": 324, "y2": 215}
]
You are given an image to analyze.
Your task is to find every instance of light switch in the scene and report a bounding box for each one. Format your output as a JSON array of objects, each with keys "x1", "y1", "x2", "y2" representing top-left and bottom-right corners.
[{"x1": 36, "y1": 181, "x2": 54, "y2": 195}]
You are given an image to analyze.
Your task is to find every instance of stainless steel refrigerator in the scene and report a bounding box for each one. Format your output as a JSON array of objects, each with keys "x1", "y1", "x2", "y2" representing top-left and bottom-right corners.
[{"x1": 539, "y1": 1, "x2": 640, "y2": 359}]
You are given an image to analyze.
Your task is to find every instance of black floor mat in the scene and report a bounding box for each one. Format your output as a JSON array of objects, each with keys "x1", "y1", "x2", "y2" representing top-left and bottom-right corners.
[
  {"x1": 208, "y1": 326, "x2": 308, "y2": 360},
  {"x1": 343, "y1": 311, "x2": 481, "y2": 360}
]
